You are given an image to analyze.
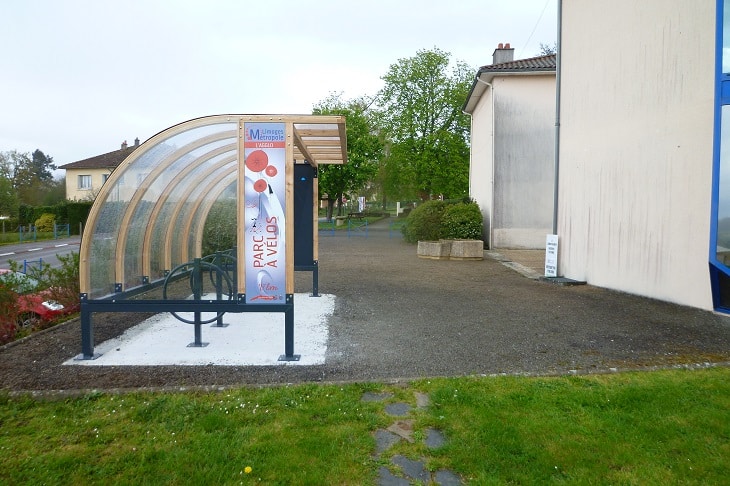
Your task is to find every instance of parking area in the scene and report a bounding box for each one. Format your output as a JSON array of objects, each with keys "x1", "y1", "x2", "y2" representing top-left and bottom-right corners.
[{"x1": 2, "y1": 219, "x2": 730, "y2": 392}]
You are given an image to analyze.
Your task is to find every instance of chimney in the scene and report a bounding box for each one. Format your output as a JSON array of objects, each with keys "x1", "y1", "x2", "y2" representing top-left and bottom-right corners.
[
  {"x1": 134, "y1": 137, "x2": 140, "y2": 147},
  {"x1": 121, "y1": 140, "x2": 128, "y2": 150},
  {"x1": 492, "y1": 42, "x2": 514, "y2": 65}
]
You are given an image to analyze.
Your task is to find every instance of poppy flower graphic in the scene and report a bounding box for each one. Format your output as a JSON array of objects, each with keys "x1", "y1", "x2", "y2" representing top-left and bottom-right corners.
[
  {"x1": 265, "y1": 165, "x2": 278, "y2": 177},
  {"x1": 245, "y1": 150, "x2": 268, "y2": 172},
  {"x1": 253, "y1": 179, "x2": 268, "y2": 193}
]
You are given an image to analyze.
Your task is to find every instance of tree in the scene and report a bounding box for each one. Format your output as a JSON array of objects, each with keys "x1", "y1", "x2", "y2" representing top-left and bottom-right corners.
[
  {"x1": 0, "y1": 174, "x2": 19, "y2": 218},
  {"x1": 0, "y1": 152, "x2": 21, "y2": 217},
  {"x1": 539, "y1": 42, "x2": 557, "y2": 56},
  {"x1": 40, "y1": 178, "x2": 66, "y2": 206},
  {"x1": 16, "y1": 149, "x2": 57, "y2": 205},
  {"x1": 31, "y1": 149, "x2": 57, "y2": 183},
  {"x1": 1, "y1": 149, "x2": 61, "y2": 206},
  {"x1": 313, "y1": 93, "x2": 383, "y2": 219},
  {"x1": 374, "y1": 47, "x2": 473, "y2": 200}
]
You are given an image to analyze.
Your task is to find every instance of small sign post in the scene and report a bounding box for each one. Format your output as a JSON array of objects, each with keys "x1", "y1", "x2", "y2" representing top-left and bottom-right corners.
[{"x1": 545, "y1": 234, "x2": 558, "y2": 277}]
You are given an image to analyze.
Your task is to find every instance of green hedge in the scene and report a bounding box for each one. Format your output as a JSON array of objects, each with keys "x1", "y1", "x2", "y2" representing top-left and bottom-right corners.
[
  {"x1": 18, "y1": 201, "x2": 92, "y2": 234},
  {"x1": 441, "y1": 202, "x2": 483, "y2": 240},
  {"x1": 402, "y1": 200, "x2": 446, "y2": 243},
  {"x1": 66, "y1": 202, "x2": 92, "y2": 233},
  {"x1": 402, "y1": 199, "x2": 482, "y2": 244}
]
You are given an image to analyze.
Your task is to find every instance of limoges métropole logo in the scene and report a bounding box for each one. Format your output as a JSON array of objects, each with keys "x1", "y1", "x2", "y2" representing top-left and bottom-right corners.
[{"x1": 245, "y1": 126, "x2": 285, "y2": 148}]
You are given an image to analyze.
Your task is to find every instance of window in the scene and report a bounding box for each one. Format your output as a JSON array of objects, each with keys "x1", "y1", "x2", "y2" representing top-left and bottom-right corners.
[
  {"x1": 102, "y1": 173, "x2": 110, "y2": 184},
  {"x1": 78, "y1": 175, "x2": 92, "y2": 190}
]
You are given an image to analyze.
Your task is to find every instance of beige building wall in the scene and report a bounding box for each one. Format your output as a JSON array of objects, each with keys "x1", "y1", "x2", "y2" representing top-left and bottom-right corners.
[
  {"x1": 492, "y1": 75, "x2": 555, "y2": 249},
  {"x1": 469, "y1": 74, "x2": 555, "y2": 249},
  {"x1": 469, "y1": 87, "x2": 495, "y2": 243},
  {"x1": 65, "y1": 168, "x2": 112, "y2": 201},
  {"x1": 557, "y1": 0, "x2": 715, "y2": 309}
]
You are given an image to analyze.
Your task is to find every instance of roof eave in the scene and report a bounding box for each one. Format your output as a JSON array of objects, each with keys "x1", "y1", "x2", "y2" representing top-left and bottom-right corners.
[{"x1": 462, "y1": 68, "x2": 556, "y2": 114}]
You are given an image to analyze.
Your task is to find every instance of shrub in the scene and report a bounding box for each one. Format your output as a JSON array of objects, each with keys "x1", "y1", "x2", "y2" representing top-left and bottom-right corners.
[
  {"x1": 402, "y1": 200, "x2": 447, "y2": 243},
  {"x1": 34, "y1": 213, "x2": 56, "y2": 232},
  {"x1": 12, "y1": 251, "x2": 80, "y2": 305},
  {"x1": 202, "y1": 199, "x2": 237, "y2": 256},
  {"x1": 0, "y1": 281, "x2": 19, "y2": 345},
  {"x1": 0, "y1": 253, "x2": 80, "y2": 342},
  {"x1": 441, "y1": 202, "x2": 483, "y2": 240},
  {"x1": 39, "y1": 252, "x2": 80, "y2": 314},
  {"x1": 402, "y1": 199, "x2": 483, "y2": 244},
  {"x1": 66, "y1": 201, "x2": 93, "y2": 235}
]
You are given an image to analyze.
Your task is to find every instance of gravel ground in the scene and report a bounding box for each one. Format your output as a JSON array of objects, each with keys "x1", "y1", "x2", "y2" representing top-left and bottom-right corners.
[{"x1": 3, "y1": 220, "x2": 730, "y2": 394}]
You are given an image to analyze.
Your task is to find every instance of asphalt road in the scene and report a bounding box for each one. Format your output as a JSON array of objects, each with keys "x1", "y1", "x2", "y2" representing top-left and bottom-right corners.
[{"x1": 0, "y1": 236, "x2": 80, "y2": 270}]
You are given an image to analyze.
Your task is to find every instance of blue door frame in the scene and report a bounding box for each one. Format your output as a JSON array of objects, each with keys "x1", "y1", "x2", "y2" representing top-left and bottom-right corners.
[{"x1": 710, "y1": 0, "x2": 730, "y2": 311}]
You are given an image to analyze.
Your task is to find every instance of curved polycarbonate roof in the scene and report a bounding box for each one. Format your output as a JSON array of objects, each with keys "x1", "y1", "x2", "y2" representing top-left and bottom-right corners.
[{"x1": 79, "y1": 114, "x2": 347, "y2": 299}]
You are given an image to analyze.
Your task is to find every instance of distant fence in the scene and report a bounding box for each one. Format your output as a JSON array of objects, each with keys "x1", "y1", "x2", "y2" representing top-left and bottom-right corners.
[
  {"x1": 19, "y1": 225, "x2": 37, "y2": 242},
  {"x1": 22, "y1": 257, "x2": 43, "y2": 274},
  {"x1": 318, "y1": 220, "x2": 336, "y2": 236},
  {"x1": 389, "y1": 220, "x2": 406, "y2": 239},
  {"x1": 347, "y1": 219, "x2": 368, "y2": 238},
  {"x1": 54, "y1": 223, "x2": 70, "y2": 239}
]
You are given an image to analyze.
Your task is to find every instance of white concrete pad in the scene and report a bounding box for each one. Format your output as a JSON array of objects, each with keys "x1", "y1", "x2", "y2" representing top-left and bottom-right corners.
[{"x1": 65, "y1": 294, "x2": 335, "y2": 366}]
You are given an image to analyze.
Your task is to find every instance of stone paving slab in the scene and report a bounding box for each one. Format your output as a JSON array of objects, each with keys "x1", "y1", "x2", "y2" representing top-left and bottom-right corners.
[{"x1": 367, "y1": 390, "x2": 463, "y2": 485}]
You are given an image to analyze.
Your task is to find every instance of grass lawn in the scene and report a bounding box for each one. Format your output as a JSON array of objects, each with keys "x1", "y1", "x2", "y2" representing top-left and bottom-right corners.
[{"x1": 1, "y1": 368, "x2": 729, "y2": 484}]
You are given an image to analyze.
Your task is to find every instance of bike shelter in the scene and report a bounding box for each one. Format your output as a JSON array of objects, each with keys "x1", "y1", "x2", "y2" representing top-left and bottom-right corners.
[{"x1": 77, "y1": 115, "x2": 347, "y2": 361}]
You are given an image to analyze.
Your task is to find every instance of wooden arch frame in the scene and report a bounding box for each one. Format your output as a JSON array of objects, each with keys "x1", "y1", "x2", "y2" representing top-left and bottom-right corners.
[
  {"x1": 141, "y1": 149, "x2": 237, "y2": 278},
  {"x1": 79, "y1": 114, "x2": 346, "y2": 298},
  {"x1": 114, "y1": 131, "x2": 237, "y2": 287}
]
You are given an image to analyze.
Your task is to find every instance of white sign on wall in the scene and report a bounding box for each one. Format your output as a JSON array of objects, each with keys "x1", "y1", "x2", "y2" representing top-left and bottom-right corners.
[{"x1": 545, "y1": 234, "x2": 558, "y2": 277}]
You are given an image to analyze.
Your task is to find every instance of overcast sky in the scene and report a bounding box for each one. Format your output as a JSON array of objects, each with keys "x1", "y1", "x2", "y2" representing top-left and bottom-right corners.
[{"x1": 0, "y1": 0, "x2": 556, "y2": 169}]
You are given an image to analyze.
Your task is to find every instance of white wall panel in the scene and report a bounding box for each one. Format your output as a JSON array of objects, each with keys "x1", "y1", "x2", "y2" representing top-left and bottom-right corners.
[
  {"x1": 558, "y1": 0, "x2": 715, "y2": 309},
  {"x1": 492, "y1": 75, "x2": 555, "y2": 248}
]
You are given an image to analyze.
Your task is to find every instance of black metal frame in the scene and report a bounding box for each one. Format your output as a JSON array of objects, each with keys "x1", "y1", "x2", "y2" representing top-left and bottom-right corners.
[
  {"x1": 294, "y1": 261, "x2": 319, "y2": 297},
  {"x1": 77, "y1": 257, "x2": 300, "y2": 362},
  {"x1": 78, "y1": 295, "x2": 298, "y2": 361}
]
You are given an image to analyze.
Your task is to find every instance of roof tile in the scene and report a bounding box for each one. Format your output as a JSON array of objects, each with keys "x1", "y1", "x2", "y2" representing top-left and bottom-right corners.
[
  {"x1": 59, "y1": 146, "x2": 137, "y2": 170},
  {"x1": 479, "y1": 53, "x2": 556, "y2": 72}
]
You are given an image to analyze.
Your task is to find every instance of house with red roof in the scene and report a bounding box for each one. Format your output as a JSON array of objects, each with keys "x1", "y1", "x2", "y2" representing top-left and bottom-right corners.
[{"x1": 58, "y1": 138, "x2": 139, "y2": 200}]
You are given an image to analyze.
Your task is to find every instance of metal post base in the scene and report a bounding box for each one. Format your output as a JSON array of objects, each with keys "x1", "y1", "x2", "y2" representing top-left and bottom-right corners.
[
  {"x1": 187, "y1": 342, "x2": 209, "y2": 348},
  {"x1": 278, "y1": 354, "x2": 301, "y2": 361}
]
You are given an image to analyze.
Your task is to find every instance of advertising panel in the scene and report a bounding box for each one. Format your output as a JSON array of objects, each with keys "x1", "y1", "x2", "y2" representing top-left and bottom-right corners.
[{"x1": 243, "y1": 122, "x2": 286, "y2": 303}]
